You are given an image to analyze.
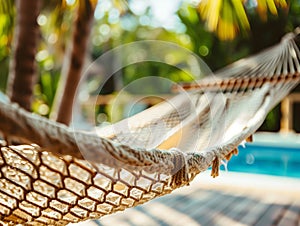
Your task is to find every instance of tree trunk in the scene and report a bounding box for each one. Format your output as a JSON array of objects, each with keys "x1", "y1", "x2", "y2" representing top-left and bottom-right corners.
[
  {"x1": 6, "y1": 0, "x2": 41, "y2": 111},
  {"x1": 53, "y1": 0, "x2": 96, "y2": 125}
]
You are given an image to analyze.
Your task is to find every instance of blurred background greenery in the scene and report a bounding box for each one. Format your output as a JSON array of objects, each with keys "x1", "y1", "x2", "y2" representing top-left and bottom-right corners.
[{"x1": 0, "y1": 0, "x2": 300, "y2": 131}]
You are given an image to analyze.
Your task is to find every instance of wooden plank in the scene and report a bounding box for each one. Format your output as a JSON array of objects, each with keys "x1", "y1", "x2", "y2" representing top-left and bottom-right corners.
[
  {"x1": 159, "y1": 188, "x2": 211, "y2": 208},
  {"x1": 238, "y1": 201, "x2": 270, "y2": 225},
  {"x1": 194, "y1": 192, "x2": 242, "y2": 225},
  {"x1": 176, "y1": 190, "x2": 226, "y2": 214},
  {"x1": 212, "y1": 195, "x2": 257, "y2": 225},
  {"x1": 277, "y1": 202, "x2": 300, "y2": 226},
  {"x1": 143, "y1": 202, "x2": 200, "y2": 226},
  {"x1": 254, "y1": 204, "x2": 287, "y2": 226}
]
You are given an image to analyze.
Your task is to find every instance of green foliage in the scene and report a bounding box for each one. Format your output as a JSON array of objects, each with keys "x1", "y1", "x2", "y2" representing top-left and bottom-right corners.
[
  {"x1": 0, "y1": 0, "x2": 14, "y2": 92},
  {"x1": 123, "y1": 62, "x2": 194, "y2": 91},
  {"x1": 259, "y1": 105, "x2": 281, "y2": 132},
  {"x1": 0, "y1": 0, "x2": 14, "y2": 61},
  {"x1": 1, "y1": 0, "x2": 299, "y2": 130},
  {"x1": 0, "y1": 57, "x2": 9, "y2": 92}
]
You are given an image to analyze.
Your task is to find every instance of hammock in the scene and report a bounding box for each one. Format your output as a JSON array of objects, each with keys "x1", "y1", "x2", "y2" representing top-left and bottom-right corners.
[{"x1": 0, "y1": 30, "x2": 299, "y2": 225}]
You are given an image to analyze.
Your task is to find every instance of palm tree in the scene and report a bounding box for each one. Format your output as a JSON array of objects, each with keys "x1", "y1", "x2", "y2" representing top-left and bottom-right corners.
[
  {"x1": 51, "y1": 0, "x2": 97, "y2": 125},
  {"x1": 6, "y1": 0, "x2": 42, "y2": 111},
  {"x1": 3, "y1": 0, "x2": 97, "y2": 123}
]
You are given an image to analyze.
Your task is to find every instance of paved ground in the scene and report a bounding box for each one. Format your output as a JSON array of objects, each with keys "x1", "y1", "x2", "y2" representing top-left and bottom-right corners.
[{"x1": 72, "y1": 171, "x2": 300, "y2": 226}]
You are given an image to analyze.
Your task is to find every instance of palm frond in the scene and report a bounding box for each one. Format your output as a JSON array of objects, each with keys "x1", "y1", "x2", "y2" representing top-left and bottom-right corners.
[
  {"x1": 198, "y1": 0, "x2": 288, "y2": 40},
  {"x1": 257, "y1": 0, "x2": 288, "y2": 21}
]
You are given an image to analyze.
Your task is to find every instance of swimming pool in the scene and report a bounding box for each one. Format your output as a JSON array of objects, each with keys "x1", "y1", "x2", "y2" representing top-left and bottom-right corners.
[{"x1": 221, "y1": 133, "x2": 300, "y2": 178}]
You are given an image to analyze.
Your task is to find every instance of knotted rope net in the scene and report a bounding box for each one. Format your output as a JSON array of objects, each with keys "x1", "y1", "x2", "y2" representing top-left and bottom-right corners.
[{"x1": 0, "y1": 30, "x2": 299, "y2": 225}]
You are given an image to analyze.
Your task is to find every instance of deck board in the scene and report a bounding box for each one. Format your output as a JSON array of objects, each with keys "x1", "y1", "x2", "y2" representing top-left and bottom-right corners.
[
  {"x1": 254, "y1": 204, "x2": 287, "y2": 226},
  {"x1": 277, "y1": 202, "x2": 300, "y2": 226}
]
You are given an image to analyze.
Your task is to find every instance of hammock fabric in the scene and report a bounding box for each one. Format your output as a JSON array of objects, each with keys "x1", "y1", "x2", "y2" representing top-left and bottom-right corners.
[{"x1": 0, "y1": 30, "x2": 300, "y2": 225}]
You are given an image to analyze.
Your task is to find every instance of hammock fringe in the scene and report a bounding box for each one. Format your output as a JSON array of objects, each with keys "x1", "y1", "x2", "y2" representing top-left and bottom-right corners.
[{"x1": 211, "y1": 157, "x2": 220, "y2": 178}]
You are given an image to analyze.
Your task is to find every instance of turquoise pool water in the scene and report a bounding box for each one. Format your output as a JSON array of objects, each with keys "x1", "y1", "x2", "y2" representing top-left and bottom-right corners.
[{"x1": 222, "y1": 142, "x2": 300, "y2": 178}]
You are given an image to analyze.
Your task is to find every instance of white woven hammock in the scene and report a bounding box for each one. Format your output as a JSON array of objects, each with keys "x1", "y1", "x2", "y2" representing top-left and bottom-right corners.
[{"x1": 0, "y1": 30, "x2": 299, "y2": 225}]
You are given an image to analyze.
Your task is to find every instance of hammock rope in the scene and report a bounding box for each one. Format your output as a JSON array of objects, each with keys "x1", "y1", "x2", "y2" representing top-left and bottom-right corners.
[{"x1": 0, "y1": 30, "x2": 299, "y2": 225}]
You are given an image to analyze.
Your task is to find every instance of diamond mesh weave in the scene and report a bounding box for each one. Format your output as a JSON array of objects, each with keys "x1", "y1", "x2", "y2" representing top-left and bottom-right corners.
[{"x1": 0, "y1": 144, "x2": 179, "y2": 225}]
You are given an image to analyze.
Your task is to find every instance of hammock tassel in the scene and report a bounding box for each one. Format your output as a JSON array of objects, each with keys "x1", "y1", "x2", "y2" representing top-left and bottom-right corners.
[
  {"x1": 246, "y1": 135, "x2": 253, "y2": 143},
  {"x1": 211, "y1": 157, "x2": 220, "y2": 178},
  {"x1": 225, "y1": 147, "x2": 239, "y2": 161},
  {"x1": 169, "y1": 165, "x2": 190, "y2": 188},
  {"x1": 169, "y1": 151, "x2": 190, "y2": 188},
  {"x1": 232, "y1": 147, "x2": 239, "y2": 155},
  {"x1": 225, "y1": 152, "x2": 233, "y2": 161}
]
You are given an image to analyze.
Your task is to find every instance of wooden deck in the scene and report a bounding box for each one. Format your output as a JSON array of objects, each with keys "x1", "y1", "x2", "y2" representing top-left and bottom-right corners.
[{"x1": 73, "y1": 172, "x2": 300, "y2": 226}]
